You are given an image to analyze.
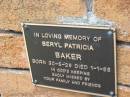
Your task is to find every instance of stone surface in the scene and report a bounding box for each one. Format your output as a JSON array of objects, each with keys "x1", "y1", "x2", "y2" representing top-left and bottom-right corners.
[
  {"x1": 118, "y1": 86, "x2": 130, "y2": 97},
  {"x1": 117, "y1": 45, "x2": 130, "y2": 84},
  {"x1": 0, "y1": 0, "x2": 130, "y2": 42},
  {"x1": 94, "y1": 0, "x2": 130, "y2": 42},
  {"x1": 0, "y1": 0, "x2": 84, "y2": 31},
  {"x1": 0, "y1": 32, "x2": 28, "y2": 69}
]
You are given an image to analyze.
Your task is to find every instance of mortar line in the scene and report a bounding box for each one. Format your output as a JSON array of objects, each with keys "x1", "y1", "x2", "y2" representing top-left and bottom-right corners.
[
  {"x1": 0, "y1": 68, "x2": 29, "y2": 75},
  {"x1": 0, "y1": 29, "x2": 22, "y2": 36},
  {"x1": 117, "y1": 40, "x2": 130, "y2": 46},
  {"x1": 118, "y1": 83, "x2": 130, "y2": 88},
  {"x1": 0, "y1": 67, "x2": 29, "y2": 72}
]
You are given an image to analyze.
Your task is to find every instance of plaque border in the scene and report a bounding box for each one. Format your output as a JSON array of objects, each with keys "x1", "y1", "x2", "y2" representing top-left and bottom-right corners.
[{"x1": 22, "y1": 23, "x2": 117, "y2": 97}]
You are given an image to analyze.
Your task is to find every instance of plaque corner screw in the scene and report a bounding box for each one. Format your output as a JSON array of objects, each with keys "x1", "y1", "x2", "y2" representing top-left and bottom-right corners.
[
  {"x1": 109, "y1": 91, "x2": 114, "y2": 96},
  {"x1": 33, "y1": 79, "x2": 38, "y2": 84},
  {"x1": 108, "y1": 31, "x2": 112, "y2": 35}
]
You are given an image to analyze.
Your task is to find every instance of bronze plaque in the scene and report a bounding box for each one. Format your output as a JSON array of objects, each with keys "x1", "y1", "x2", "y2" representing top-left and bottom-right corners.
[{"x1": 22, "y1": 23, "x2": 117, "y2": 97}]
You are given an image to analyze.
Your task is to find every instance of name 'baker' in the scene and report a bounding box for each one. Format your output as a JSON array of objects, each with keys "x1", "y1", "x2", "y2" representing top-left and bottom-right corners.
[{"x1": 55, "y1": 51, "x2": 82, "y2": 61}]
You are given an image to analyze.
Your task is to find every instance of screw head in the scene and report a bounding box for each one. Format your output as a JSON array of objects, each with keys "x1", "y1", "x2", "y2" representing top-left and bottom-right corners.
[
  {"x1": 109, "y1": 91, "x2": 114, "y2": 96},
  {"x1": 33, "y1": 79, "x2": 38, "y2": 84},
  {"x1": 108, "y1": 31, "x2": 112, "y2": 35}
]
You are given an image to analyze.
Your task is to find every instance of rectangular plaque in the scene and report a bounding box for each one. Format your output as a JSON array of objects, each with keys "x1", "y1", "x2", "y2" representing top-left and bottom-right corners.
[{"x1": 22, "y1": 23, "x2": 117, "y2": 97}]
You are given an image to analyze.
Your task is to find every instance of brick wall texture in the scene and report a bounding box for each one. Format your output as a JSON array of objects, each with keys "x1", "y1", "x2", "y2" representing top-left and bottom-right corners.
[{"x1": 0, "y1": 0, "x2": 130, "y2": 97}]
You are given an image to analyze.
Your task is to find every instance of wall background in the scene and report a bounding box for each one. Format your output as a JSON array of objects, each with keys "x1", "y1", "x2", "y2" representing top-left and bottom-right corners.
[{"x1": 0, "y1": 0, "x2": 130, "y2": 97}]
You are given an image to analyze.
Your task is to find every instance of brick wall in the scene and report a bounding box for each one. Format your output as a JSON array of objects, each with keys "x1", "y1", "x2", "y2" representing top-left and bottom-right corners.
[{"x1": 0, "y1": 0, "x2": 130, "y2": 97}]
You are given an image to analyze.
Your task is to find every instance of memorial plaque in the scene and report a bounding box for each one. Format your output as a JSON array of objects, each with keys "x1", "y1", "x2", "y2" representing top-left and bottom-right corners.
[{"x1": 22, "y1": 23, "x2": 117, "y2": 97}]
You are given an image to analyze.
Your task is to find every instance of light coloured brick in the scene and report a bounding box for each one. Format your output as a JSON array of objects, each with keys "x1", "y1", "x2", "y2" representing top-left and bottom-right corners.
[
  {"x1": 94, "y1": 0, "x2": 130, "y2": 42},
  {"x1": 117, "y1": 45, "x2": 130, "y2": 84},
  {"x1": 118, "y1": 86, "x2": 130, "y2": 97},
  {"x1": 0, "y1": 32, "x2": 28, "y2": 69}
]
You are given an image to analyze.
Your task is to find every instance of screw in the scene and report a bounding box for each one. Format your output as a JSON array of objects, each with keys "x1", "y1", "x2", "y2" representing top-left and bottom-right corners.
[
  {"x1": 109, "y1": 91, "x2": 114, "y2": 96},
  {"x1": 108, "y1": 31, "x2": 112, "y2": 35},
  {"x1": 33, "y1": 79, "x2": 38, "y2": 84}
]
